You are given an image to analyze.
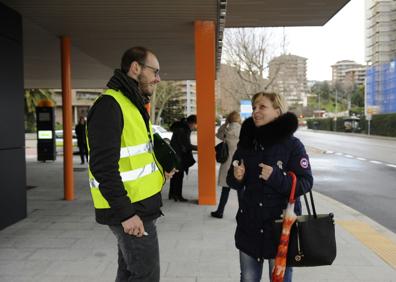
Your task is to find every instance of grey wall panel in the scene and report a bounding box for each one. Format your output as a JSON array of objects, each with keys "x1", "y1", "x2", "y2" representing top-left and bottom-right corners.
[
  {"x1": 0, "y1": 148, "x2": 26, "y2": 230},
  {"x1": 0, "y1": 5, "x2": 24, "y2": 150},
  {"x1": 0, "y1": 3, "x2": 26, "y2": 229},
  {"x1": 0, "y1": 2, "x2": 22, "y2": 43}
]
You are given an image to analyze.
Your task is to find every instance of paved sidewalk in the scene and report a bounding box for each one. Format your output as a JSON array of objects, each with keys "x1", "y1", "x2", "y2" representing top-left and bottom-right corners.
[{"x1": 0, "y1": 156, "x2": 396, "y2": 281}]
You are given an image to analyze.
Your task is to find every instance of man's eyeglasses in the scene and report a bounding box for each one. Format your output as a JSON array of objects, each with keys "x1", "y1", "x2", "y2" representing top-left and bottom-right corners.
[{"x1": 138, "y1": 62, "x2": 160, "y2": 77}]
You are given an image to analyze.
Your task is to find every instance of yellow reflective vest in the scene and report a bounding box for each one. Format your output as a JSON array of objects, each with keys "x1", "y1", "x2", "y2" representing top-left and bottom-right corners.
[{"x1": 87, "y1": 89, "x2": 164, "y2": 209}]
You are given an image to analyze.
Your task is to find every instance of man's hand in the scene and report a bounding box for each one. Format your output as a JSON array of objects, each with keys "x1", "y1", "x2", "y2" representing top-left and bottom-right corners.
[
  {"x1": 165, "y1": 168, "x2": 178, "y2": 180},
  {"x1": 121, "y1": 215, "x2": 145, "y2": 237},
  {"x1": 258, "y1": 163, "x2": 273, "y2": 181},
  {"x1": 233, "y1": 159, "x2": 245, "y2": 181}
]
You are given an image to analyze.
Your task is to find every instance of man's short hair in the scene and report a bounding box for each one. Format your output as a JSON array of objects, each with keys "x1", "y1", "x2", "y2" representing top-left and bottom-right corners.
[
  {"x1": 121, "y1": 46, "x2": 153, "y2": 73},
  {"x1": 186, "y1": 114, "x2": 197, "y2": 124}
]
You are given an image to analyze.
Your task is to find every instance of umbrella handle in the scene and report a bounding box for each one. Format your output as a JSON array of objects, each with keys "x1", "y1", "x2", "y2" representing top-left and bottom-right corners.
[{"x1": 287, "y1": 171, "x2": 297, "y2": 203}]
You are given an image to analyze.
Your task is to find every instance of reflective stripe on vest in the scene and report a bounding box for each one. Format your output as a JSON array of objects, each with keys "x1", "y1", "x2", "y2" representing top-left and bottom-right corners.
[
  {"x1": 87, "y1": 89, "x2": 164, "y2": 208},
  {"x1": 120, "y1": 142, "x2": 152, "y2": 158},
  {"x1": 89, "y1": 162, "x2": 159, "y2": 188}
]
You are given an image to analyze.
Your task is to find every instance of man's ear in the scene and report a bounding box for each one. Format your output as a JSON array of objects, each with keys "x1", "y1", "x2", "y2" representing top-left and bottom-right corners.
[{"x1": 128, "y1": 61, "x2": 141, "y2": 77}]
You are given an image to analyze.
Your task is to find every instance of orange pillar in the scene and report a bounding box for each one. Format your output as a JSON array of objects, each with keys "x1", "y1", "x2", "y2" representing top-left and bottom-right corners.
[
  {"x1": 194, "y1": 21, "x2": 216, "y2": 205},
  {"x1": 60, "y1": 36, "x2": 74, "y2": 200}
]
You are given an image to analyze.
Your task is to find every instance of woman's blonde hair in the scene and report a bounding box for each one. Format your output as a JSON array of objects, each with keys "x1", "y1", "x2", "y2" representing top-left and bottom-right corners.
[
  {"x1": 226, "y1": 111, "x2": 241, "y2": 124},
  {"x1": 251, "y1": 92, "x2": 288, "y2": 115}
]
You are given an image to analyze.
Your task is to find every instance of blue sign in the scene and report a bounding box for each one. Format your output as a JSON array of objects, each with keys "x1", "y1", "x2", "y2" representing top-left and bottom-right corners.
[{"x1": 240, "y1": 100, "x2": 252, "y2": 119}]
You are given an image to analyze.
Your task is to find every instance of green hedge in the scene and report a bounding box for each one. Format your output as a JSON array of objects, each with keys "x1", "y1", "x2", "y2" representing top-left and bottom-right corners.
[
  {"x1": 306, "y1": 113, "x2": 396, "y2": 137},
  {"x1": 369, "y1": 113, "x2": 396, "y2": 137}
]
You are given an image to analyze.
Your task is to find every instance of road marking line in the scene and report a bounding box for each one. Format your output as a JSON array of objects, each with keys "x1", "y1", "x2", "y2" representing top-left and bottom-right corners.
[
  {"x1": 324, "y1": 150, "x2": 391, "y2": 168},
  {"x1": 337, "y1": 220, "x2": 396, "y2": 269}
]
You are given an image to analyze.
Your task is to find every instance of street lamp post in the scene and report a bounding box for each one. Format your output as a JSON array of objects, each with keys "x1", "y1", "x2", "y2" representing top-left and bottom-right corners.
[{"x1": 334, "y1": 88, "x2": 338, "y2": 131}]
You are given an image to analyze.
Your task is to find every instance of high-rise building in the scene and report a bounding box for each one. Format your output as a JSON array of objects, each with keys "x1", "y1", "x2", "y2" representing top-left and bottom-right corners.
[
  {"x1": 365, "y1": 0, "x2": 396, "y2": 114},
  {"x1": 175, "y1": 80, "x2": 196, "y2": 116},
  {"x1": 331, "y1": 60, "x2": 365, "y2": 83},
  {"x1": 344, "y1": 67, "x2": 367, "y2": 87},
  {"x1": 366, "y1": 0, "x2": 396, "y2": 65},
  {"x1": 268, "y1": 54, "x2": 308, "y2": 106}
]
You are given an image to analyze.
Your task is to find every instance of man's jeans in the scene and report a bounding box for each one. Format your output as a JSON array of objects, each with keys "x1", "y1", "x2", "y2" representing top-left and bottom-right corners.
[
  {"x1": 109, "y1": 220, "x2": 159, "y2": 282},
  {"x1": 240, "y1": 251, "x2": 293, "y2": 282}
]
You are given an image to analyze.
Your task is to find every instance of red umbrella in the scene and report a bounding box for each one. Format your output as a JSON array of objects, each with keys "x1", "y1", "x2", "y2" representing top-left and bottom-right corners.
[{"x1": 272, "y1": 172, "x2": 297, "y2": 282}]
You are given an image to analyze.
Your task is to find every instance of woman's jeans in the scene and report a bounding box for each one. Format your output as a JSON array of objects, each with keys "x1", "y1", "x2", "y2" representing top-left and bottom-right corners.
[
  {"x1": 240, "y1": 251, "x2": 293, "y2": 282},
  {"x1": 109, "y1": 220, "x2": 159, "y2": 282}
]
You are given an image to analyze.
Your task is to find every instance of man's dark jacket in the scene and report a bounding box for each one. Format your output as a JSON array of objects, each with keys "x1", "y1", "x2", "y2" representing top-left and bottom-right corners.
[
  {"x1": 87, "y1": 70, "x2": 162, "y2": 225},
  {"x1": 227, "y1": 112, "x2": 313, "y2": 261},
  {"x1": 170, "y1": 119, "x2": 197, "y2": 172},
  {"x1": 75, "y1": 123, "x2": 86, "y2": 147}
]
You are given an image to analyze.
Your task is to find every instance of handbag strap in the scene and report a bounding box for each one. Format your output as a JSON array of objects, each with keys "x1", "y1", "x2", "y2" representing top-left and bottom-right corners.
[
  {"x1": 303, "y1": 192, "x2": 312, "y2": 216},
  {"x1": 288, "y1": 171, "x2": 317, "y2": 218},
  {"x1": 309, "y1": 189, "x2": 318, "y2": 218}
]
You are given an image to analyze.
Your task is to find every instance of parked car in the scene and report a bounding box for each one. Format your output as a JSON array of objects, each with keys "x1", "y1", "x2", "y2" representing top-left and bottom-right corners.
[
  {"x1": 152, "y1": 125, "x2": 173, "y2": 143},
  {"x1": 55, "y1": 130, "x2": 79, "y2": 153}
]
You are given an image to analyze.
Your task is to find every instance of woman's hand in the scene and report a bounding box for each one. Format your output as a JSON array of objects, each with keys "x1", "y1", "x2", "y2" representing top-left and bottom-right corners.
[
  {"x1": 233, "y1": 159, "x2": 245, "y2": 181},
  {"x1": 258, "y1": 163, "x2": 273, "y2": 180},
  {"x1": 165, "y1": 168, "x2": 178, "y2": 180}
]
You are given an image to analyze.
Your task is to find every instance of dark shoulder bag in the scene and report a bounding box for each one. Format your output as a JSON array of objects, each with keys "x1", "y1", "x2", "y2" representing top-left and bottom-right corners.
[
  {"x1": 153, "y1": 133, "x2": 180, "y2": 172},
  {"x1": 274, "y1": 179, "x2": 337, "y2": 267},
  {"x1": 215, "y1": 141, "x2": 229, "y2": 163}
]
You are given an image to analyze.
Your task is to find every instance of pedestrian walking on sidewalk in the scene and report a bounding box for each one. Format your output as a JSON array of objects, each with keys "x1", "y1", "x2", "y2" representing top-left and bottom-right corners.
[
  {"x1": 86, "y1": 46, "x2": 175, "y2": 282},
  {"x1": 75, "y1": 116, "x2": 88, "y2": 164},
  {"x1": 226, "y1": 92, "x2": 313, "y2": 282},
  {"x1": 211, "y1": 111, "x2": 241, "y2": 218},
  {"x1": 168, "y1": 115, "x2": 198, "y2": 202}
]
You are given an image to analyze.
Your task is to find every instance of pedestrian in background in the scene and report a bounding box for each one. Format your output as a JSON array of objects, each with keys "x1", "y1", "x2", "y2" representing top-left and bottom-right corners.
[
  {"x1": 169, "y1": 115, "x2": 198, "y2": 202},
  {"x1": 87, "y1": 46, "x2": 175, "y2": 282},
  {"x1": 75, "y1": 116, "x2": 88, "y2": 164},
  {"x1": 211, "y1": 111, "x2": 241, "y2": 218},
  {"x1": 227, "y1": 92, "x2": 313, "y2": 282}
]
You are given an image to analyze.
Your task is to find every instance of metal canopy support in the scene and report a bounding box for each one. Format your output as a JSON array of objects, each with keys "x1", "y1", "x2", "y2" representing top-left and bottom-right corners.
[
  {"x1": 195, "y1": 21, "x2": 216, "y2": 205},
  {"x1": 60, "y1": 36, "x2": 75, "y2": 201}
]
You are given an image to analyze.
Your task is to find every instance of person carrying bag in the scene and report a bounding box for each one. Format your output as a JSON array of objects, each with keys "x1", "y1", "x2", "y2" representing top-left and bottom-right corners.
[{"x1": 273, "y1": 172, "x2": 337, "y2": 281}]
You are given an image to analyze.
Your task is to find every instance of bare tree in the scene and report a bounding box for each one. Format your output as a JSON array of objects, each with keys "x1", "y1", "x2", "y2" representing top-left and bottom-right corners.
[
  {"x1": 222, "y1": 28, "x2": 286, "y2": 96},
  {"x1": 150, "y1": 81, "x2": 184, "y2": 124},
  {"x1": 218, "y1": 28, "x2": 286, "y2": 114}
]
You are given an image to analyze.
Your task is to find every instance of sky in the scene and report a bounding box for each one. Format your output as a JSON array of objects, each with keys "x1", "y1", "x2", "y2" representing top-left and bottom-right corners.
[{"x1": 276, "y1": 0, "x2": 366, "y2": 81}]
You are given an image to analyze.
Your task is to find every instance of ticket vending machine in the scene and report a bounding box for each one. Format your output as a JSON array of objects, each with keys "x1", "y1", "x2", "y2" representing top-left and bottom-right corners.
[{"x1": 36, "y1": 103, "x2": 56, "y2": 161}]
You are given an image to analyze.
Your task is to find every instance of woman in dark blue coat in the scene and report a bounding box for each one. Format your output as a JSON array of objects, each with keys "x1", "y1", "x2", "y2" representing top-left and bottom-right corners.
[{"x1": 227, "y1": 92, "x2": 313, "y2": 282}]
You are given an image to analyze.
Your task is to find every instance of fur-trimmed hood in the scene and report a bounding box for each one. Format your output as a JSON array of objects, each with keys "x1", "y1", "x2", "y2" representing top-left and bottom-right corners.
[{"x1": 238, "y1": 112, "x2": 298, "y2": 149}]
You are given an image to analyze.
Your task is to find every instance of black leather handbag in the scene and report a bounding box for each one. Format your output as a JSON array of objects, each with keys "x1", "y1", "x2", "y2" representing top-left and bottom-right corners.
[
  {"x1": 273, "y1": 186, "x2": 337, "y2": 267},
  {"x1": 215, "y1": 141, "x2": 228, "y2": 163},
  {"x1": 153, "y1": 133, "x2": 180, "y2": 172}
]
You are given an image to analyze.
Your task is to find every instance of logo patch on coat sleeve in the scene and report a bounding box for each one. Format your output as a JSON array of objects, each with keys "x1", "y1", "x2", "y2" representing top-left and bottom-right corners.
[{"x1": 300, "y1": 158, "x2": 309, "y2": 169}]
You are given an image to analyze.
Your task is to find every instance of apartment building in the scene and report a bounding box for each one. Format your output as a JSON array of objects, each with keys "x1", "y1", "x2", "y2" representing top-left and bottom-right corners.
[{"x1": 268, "y1": 54, "x2": 308, "y2": 106}]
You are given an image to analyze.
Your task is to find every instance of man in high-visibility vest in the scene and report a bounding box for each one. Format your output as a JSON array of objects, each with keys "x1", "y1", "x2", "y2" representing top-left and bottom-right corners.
[{"x1": 87, "y1": 46, "x2": 176, "y2": 282}]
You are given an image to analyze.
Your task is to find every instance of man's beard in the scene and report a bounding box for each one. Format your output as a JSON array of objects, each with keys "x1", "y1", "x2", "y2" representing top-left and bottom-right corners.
[{"x1": 138, "y1": 74, "x2": 153, "y2": 102}]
